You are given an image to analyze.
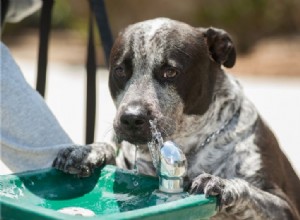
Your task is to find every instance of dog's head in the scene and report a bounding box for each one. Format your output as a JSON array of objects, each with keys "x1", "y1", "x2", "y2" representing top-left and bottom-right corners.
[{"x1": 109, "y1": 18, "x2": 236, "y2": 145}]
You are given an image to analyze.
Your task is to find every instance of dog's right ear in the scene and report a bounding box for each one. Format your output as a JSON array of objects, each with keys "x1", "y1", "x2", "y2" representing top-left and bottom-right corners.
[{"x1": 199, "y1": 27, "x2": 236, "y2": 68}]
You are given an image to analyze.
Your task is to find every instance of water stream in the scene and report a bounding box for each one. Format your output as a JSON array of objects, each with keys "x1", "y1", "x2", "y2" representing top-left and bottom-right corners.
[{"x1": 147, "y1": 119, "x2": 164, "y2": 171}]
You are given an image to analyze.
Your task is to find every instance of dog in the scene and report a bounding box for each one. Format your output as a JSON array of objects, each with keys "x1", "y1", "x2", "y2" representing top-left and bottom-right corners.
[{"x1": 53, "y1": 18, "x2": 300, "y2": 219}]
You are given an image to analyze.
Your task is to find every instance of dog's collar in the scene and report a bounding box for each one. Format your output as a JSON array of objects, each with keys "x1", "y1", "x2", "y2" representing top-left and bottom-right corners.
[{"x1": 198, "y1": 108, "x2": 241, "y2": 148}]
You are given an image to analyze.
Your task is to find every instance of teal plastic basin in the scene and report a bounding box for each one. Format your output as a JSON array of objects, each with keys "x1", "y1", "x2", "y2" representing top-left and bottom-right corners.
[{"x1": 0, "y1": 165, "x2": 216, "y2": 220}]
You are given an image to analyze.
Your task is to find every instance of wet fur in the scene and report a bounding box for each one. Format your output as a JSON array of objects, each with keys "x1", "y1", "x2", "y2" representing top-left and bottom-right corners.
[{"x1": 53, "y1": 18, "x2": 300, "y2": 219}]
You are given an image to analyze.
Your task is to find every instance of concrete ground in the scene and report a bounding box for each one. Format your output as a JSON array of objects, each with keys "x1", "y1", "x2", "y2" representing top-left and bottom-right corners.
[{"x1": 13, "y1": 58, "x2": 300, "y2": 176}]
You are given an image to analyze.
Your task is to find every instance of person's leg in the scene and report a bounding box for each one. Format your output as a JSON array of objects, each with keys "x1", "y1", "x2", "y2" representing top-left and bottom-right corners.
[{"x1": 0, "y1": 42, "x2": 74, "y2": 174}]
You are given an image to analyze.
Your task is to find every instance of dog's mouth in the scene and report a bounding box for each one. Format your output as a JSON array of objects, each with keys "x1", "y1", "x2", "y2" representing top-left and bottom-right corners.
[
  {"x1": 114, "y1": 121, "x2": 152, "y2": 145},
  {"x1": 116, "y1": 129, "x2": 152, "y2": 145},
  {"x1": 114, "y1": 117, "x2": 175, "y2": 145}
]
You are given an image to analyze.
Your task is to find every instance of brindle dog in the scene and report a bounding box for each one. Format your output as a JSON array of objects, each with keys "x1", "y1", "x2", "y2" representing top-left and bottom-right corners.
[{"x1": 53, "y1": 18, "x2": 300, "y2": 219}]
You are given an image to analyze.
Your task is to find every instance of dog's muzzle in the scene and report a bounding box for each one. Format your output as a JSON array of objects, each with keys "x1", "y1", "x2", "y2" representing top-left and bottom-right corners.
[{"x1": 114, "y1": 103, "x2": 152, "y2": 144}]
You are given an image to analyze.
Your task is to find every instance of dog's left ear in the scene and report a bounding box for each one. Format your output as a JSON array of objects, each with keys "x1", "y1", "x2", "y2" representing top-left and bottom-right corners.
[{"x1": 201, "y1": 27, "x2": 236, "y2": 68}]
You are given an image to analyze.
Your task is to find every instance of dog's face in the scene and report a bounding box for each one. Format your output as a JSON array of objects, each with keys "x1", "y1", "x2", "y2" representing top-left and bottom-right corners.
[{"x1": 109, "y1": 18, "x2": 236, "y2": 145}]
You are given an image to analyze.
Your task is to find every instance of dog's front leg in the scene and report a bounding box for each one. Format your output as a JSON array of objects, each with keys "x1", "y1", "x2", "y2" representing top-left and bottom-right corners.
[
  {"x1": 52, "y1": 143, "x2": 116, "y2": 177},
  {"x1": 190, "y1": 174, "x2": 299, "y2": 219}
]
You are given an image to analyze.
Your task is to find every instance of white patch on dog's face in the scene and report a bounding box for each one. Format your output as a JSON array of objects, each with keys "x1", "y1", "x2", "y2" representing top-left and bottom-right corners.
[{"x1": 144, "y1": 18, "x2": 169, "y2": 39}]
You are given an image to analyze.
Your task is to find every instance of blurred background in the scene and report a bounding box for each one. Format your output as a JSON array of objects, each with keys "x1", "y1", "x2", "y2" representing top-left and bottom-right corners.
[
  {"x1": 1, "y1": 0, "x2": 300, "y2": 173},
  {"x1": 3, "y1": 0, "x2": 300, "y2": 74}
]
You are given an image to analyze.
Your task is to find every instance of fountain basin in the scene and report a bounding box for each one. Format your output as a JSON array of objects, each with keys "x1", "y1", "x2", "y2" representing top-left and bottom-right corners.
[{"x1": 0, "y1": 165, "x2": 216, "y2": 220}]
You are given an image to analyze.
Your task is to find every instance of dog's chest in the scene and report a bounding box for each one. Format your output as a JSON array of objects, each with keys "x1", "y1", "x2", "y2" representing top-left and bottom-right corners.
[
  {"x1": 185, "y1": 133, "x2": 263, "y2": 183},
  {"x1": 185, "y1": 141, "x2": 235, "y2": 179}
]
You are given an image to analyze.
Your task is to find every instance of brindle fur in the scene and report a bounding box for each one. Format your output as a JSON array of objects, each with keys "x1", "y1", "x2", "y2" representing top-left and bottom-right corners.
[{"x1": 53, "y1": 18, "x2": 300, "y2": 219}]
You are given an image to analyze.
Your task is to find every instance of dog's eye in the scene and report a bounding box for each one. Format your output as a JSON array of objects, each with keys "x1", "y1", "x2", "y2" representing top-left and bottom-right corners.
[
  {"x1": 114, "y1": 66, "x2": 127, "y2": 79},
  {"x1": 162, "y1": 68, "x2": 179, "y2": 79}
]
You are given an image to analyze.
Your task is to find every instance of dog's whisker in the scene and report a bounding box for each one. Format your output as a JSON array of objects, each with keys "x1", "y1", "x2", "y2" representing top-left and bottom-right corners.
[
  {"x1": 148, "y1": 117, "x2": 176, "y2": 141},
  {"x1": 101, "y1": 126, "x2": 115, "y2": 139}
]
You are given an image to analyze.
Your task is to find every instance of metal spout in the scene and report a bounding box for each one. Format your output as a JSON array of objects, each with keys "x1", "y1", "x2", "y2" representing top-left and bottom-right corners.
[{"x1": 159, "y1": 141, "x2": 187, "y2": 193}]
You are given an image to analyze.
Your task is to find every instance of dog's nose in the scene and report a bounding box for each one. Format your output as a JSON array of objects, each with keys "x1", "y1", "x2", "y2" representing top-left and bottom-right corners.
[{"x1": 120, "y1": 105, "x2": 149, "y2": 129}]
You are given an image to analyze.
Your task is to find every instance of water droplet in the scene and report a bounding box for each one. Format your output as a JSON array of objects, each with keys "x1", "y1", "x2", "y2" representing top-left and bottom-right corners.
[
  {"x1": 133, "y1": 145, "x2": 139, "y2": 173},
  {"x1": 133, "y1": 181, "x2": 139, "y2": 187}
]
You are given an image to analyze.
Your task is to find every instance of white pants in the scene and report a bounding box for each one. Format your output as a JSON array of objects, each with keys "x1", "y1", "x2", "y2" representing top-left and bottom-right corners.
[{"x1": 0, "y1": 42, "x2": 74, "y2": 174}]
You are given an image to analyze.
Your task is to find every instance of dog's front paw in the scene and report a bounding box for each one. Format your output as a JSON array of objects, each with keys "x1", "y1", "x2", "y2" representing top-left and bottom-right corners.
[
  {"x1": 189, "y1": 173, "x2": 236, "y2": 208},
  {"x1": 52, "y1": 143, "x2": 116, "y2": 177}
]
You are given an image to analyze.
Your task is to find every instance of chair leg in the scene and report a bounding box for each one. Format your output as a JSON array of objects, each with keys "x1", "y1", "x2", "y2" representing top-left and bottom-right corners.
[
  {"x1": 85, "y1": 13, "x2": 97, "y2": 144},
  {"x1": 86, "y1": 0, "x2": 113, "y2": 143},
  {"x1": 36, "y1": 0, "x2": 54, "y2": 97},
  {"x1": 89, "y1": 0, "x2": 113, "y2": 66}
]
